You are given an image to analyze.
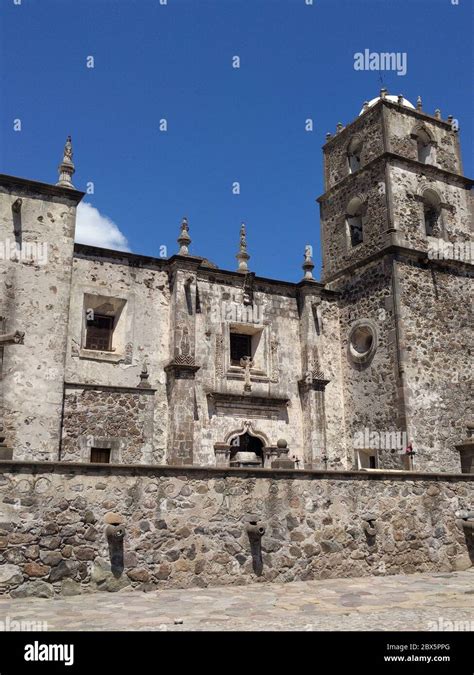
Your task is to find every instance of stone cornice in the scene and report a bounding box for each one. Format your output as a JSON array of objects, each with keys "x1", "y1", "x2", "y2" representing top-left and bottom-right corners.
[
  {"x1": 74, "y1": 245, "x2": 339, "y2": 298},
  {"x1": 322, "y1": 98, "x2": 457, "y2": 151},
  {"x1": 164, "y1": 361, "x2": 200, "y2": 373},
  {"x1": 207, "y1": 392, "x2": 290, "y2": 406},
  {"x1": 64, "y1": 381, "x2": 157, "y2": 393},
  {"x1": 0, "y1": 174, "x2": 85, "y2": 204},
  {"x1": 0, "y1": 460, "x2": 471, "y2": 482},
  {"x1": 323, "y1": 243, "x2": 474, "y2": 285},
  {"x1": 317, "y1": 152, "x2": 473, "y2": 203},
  {"x1": 73, "y1": 244, "x2": 169, "y2": 269}
]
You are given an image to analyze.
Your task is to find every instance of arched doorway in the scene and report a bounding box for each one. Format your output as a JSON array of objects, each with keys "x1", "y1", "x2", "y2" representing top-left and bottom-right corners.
[{"x1": 229, "y1": 431, "x2": 264, "y2": 466}]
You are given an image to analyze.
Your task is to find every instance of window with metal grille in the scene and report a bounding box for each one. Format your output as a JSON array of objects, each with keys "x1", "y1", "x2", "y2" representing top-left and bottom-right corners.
[
  {"x1": 90, "y1": 448, "x2": 111, "y2": 464},
  {"x1": 230, "y1": 333, "x2": 252, "y2": 366},
  {"x1": 85, "y1": 313, "x2": 114, "y2": 351}
]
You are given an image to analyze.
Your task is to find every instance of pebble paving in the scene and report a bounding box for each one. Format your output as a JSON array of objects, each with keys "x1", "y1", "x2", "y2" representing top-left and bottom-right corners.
[{"x1": 0, "y1": 571, "x2": 472, "y2": 631}]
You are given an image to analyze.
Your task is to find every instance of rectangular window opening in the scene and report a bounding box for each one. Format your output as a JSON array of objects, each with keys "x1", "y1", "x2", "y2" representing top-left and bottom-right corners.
[
  {"x1": 90, "y1": 447, "x2": 111, "y2": 464},
  {"x1": 85, "y1": 313, "x2": 114, "y2": 352},
  {"x1": 230, "y1": 333, "x2": 252, "y2": 366}
]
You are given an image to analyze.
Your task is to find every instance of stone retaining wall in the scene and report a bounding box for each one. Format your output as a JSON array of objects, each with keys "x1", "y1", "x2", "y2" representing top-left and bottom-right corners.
[{"x1": 0, "y1": 461, "x2": 472, "y2": 597}]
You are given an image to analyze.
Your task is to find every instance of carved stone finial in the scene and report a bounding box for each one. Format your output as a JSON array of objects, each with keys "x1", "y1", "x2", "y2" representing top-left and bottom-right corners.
[
  {"x1": 336, "y1": 122, "x2": 343, "y2": 133},
  {"x1": 56, "y1": 136, "x2": 75, "y2": 189},
  {"x1": 416, "y1": 96, "x2": 422, "y2": 111},
  {"x1": 434, "y1": 109, "x2": 441, "y2": 119},
  {"x1": 447, "y1": 115, "x2": 454, "y2": 124},
  {"x1": 362, "y1": 101, "x2": 369, "y2": 112},
  {"x1": 325, "y1": 132, "x2": 332, "y2": 141},
  {"x1": 397, "y1": 94, "x2": 404, "y2": 105},
  {"x1": 380, "y1": 87, "x2": 388, "y2": 99},
  {"x1": 138, "y1": 361, "x2": 151, "y2": 389},
  {"x1": 177, "y1": 217, "x2": 191, "y2": 255},
  {"x1": 236, "y1": 222, "x2": 250, "y2": 273},
  {"x1": 302, "y1": 244, "x2": 315, "y2": 280}
]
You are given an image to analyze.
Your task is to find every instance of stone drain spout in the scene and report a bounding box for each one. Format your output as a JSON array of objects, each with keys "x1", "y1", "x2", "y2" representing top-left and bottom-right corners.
[
  {"x1": 104, "y1": 513, "x2": 125, "y2": 577},
  {"x1": 455, "y1": 510, "x2": 474, "y2": 533},
  {"x1": 362, "y1": 514, "x2": 378, "y2": 537},
  {"x1": 244, "y1": 514, "x2": 265, "y2": 576},
  {"x1": 246, "y1": 523, "x2": 266, "y2": 538}
]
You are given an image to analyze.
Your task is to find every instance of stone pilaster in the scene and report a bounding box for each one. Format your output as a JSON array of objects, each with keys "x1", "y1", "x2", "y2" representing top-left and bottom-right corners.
[
  {"x1": 297, "y1": 281, "x2": 329, "y2": 469},
  {"x1": 166, "y1": 260, "x2": 202, "y2": 465},
  {"x1": 214, "y1": 442, "x2": 231, "y2": 467},
  {"x1": 298, "y1": 376, "x2": 329, "y2": 468},
  {"x1": 165, "y1": 363, "x2": 199, "y2": 465}
]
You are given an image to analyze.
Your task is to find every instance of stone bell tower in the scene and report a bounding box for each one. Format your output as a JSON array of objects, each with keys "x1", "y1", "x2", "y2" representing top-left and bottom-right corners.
[
  {"x1": 318, "y1": 90, "x2": 473, "y2": 472},
  {"x1": 0, "y1": 138, "x2": 84, "y2": 460}
]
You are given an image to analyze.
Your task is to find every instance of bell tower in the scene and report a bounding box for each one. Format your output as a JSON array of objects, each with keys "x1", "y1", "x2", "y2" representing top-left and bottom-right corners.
[{"x1": 318, "y1": 90, "x2": 473, "y2": 472}]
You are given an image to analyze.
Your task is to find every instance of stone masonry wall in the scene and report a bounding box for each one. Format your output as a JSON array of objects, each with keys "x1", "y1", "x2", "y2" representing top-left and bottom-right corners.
[
  {"x1": 0, "y1": 180, "x2": 81, "y2": 461},
  {"x1": 323, "y1": 103, "x2": 384, "y2": 190},
  {"x1": 397, "y1": 260, "x2": 474, "y2": 472},
  {"x1": 66, "y1": 251, "x2": 170, "y2": 461},
  {"x1": 334, "y1": 259, "x2": 402, "y2": 470},
  {"x1": 384, "y1": 105, "x2": 461, "y2": 175},
  {"x1": 61, "y1": 385, "x2": 156, "y2": 465},
  {"x1": 389, "y1": 163, "x2": 471, "y2": 253},
  {"x1": 320, "y1": 161, "x2": 390, "y2": 280},
  {"x1": 0, "y1": 462, "x2": 472, "y2": 597},
  {"x1": 192, "y1": 275, "x2": 305, "y2": 466}
]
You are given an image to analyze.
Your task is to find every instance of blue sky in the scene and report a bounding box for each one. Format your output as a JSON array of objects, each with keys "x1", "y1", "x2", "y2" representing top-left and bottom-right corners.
[{"x1": 1, "y1": 0, "x2": 472, "y2": 281}]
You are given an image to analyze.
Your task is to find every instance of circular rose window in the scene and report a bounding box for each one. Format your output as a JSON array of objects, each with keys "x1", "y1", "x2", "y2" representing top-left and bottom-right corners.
[{"x1": 348, "y1": 321, "x2": 377, "y2": 364}]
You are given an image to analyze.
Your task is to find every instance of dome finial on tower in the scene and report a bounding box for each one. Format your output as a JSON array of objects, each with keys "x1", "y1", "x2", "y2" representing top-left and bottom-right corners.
[
  {"x1": 302, "y1": 245, "x2": 315, "y2": 280},
  {"x1": 177, "y1": 217, "x2": 191, "y2": 255},
  {"x1": 236, "y1": 223, "x2": 250, "y2": 273},
  {"x1": 56, "y1": 136, "x2": 75, "y2": 189},
  {"x1": 416, "y1": 96, "x2": 423, "y2": 111}
]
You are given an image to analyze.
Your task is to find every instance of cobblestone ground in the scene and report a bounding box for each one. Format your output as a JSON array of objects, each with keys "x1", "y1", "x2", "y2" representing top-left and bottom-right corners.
[{"x1": 0, "y1": 571, "x2": 472, "y2": 632}]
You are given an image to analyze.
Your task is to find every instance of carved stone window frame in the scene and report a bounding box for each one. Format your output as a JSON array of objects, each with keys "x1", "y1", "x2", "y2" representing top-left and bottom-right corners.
[
  {"x1": 410, "y1": 124, "x2": 438, "y2": 166},
  {"x1": 345, "y1": 194, "x2": 367, "y2": 249},
  {"x1": 346, "y1": 133, "x2": 364, "y2": 174},
  {"x1": 78, "y1": 435, "x2": 123, "y2": 464},
  {"x1": 72, "y1": 289, "x2": 134, "y2": 365},
  {"x1": 348, "y1": 319, "x2": 378, "y2": 366},
  {"x1": 224, "y1": 321, "x2": 269, "y2": 380},
  {"x1": 414, "y1": 186, "x2": 452, "y2": 240}
]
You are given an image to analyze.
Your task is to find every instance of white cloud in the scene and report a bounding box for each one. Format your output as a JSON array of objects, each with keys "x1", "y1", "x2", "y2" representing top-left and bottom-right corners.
[{"x1": 75, "y1": 202, "x2": 130, "y2": 252}]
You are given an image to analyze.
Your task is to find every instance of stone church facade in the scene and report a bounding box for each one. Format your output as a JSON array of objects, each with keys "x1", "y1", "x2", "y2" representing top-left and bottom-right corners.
[{"x1": 1, "y1": 92, "x2": 472, "y2": 474}]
